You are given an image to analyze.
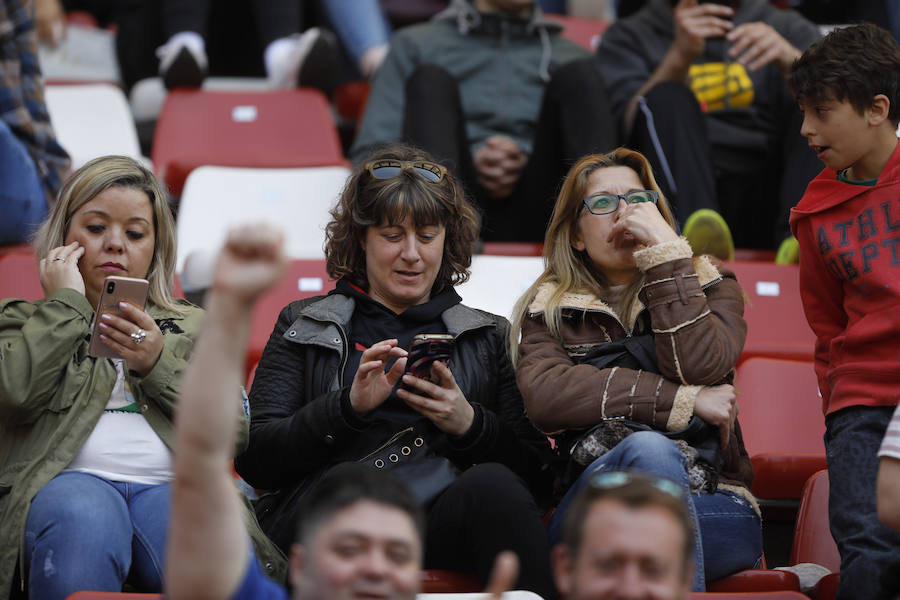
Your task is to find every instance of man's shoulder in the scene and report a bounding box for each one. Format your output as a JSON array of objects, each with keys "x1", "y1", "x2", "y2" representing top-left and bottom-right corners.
[{"x1": 231, "y1": 557, "x2": 288, "y2": 600}]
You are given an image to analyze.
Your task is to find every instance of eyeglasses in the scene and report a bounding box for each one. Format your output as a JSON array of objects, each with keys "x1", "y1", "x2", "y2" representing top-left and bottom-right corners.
[
  {"x1": 364, "y1": 160, "x2": 448, "y2": 184},
  {"x1": 582, "y1": 190, "x2": 659, "y2": 215},
  {"x1": 589, "y1": 471, "x2": 684, "y2": 499}
]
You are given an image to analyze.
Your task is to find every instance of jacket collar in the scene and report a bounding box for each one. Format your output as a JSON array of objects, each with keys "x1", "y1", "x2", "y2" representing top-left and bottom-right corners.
[
  {"x1": 527, "y1": 255, "x2": 722, "y2": 318},
  {"x1": 285, "y1": 293, "x2": 496, "y2": 345}
]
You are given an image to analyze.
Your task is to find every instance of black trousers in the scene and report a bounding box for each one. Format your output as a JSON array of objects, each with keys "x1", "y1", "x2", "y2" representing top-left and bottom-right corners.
[
  {"x1": 630, "y1": 81, "x2": 821, "y2": 248},
  {"x1": 403, "y1": 58, "x2": 618, "y2": 242},
  {"x1": 425, "y1": 463, "x2": 557, "y2": 600}
]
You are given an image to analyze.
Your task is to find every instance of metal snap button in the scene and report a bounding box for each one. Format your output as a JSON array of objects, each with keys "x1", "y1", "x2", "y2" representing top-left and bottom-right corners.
[
  {"x1": 401, "y1": 446, "x2": 411, "y2": 456},
  {"x1": 389, "y1": 453, "x2": 399, "y2": 462},
  {"x1": 288, "y1": 330, "x2": 297, "y2": 337},
  {"x1": 374, "y1": 459, "x2": 385, "y2": 468},
  {"x1": 414, "y1": 437, "x2": 424, "y2": 447},
  {"x1": 333, "y1": 337, "x2": 340, "y2": 344}
]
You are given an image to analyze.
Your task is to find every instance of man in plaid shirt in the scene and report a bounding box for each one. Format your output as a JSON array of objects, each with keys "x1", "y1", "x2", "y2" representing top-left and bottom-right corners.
[{"x1": 0, "y1": 0, "x2": 69, "y2": 244}]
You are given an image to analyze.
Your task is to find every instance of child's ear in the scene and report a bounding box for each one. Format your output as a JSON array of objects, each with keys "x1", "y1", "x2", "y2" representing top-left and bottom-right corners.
[{"x1": 868, "y1": 94, "x2": 891, "y2": 126}]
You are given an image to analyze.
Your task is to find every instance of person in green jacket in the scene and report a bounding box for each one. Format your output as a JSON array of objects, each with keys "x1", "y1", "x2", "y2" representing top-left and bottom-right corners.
[{"x1": 0, "y1": 155, "x2": 284, "y2": 598}]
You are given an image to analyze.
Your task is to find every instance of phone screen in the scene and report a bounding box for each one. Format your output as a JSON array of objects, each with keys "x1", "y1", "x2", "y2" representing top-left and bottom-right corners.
[{"x1": 405, "y1": 334, "x2": 454, "y2": 383}]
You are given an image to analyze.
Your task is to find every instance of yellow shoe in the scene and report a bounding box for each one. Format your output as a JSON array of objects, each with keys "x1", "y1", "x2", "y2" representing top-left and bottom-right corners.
[
  {"x1": 775, "y1": 236, "x2": 800, "y2": 265},
  {"x1": 682, "y1": 209, "x2": 735, "y2": 261}
]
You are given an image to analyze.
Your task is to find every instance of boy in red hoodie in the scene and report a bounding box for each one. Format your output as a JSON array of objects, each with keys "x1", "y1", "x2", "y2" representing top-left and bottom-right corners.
[{"x1": 788, "y1": 23, "x2": 900, "y2": 600}]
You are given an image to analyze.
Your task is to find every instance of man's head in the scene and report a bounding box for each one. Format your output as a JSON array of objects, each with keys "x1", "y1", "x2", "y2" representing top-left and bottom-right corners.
[
  {"x1": 553, "y1": 471, "x2": 695, "y2": 600},
  {"x1": 289, "y1": 464, "x2": 425, "y2": 600}
]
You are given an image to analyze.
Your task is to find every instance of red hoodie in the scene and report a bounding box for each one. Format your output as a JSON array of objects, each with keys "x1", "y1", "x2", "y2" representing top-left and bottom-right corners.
[{"x1": 789, "y1": 144, "x2": 900, "y2": 416}]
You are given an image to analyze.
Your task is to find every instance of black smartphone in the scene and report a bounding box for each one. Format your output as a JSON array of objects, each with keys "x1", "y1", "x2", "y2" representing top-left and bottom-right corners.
[
  {"x1": 405, "y1": 334, "x2": 454, "y2": 383},
  {"x1": 88, "y1": 275, "x2": 150, "y2": 359}
]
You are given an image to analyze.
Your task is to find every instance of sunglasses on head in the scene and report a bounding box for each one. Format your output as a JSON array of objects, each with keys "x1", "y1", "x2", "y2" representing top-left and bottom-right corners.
[
  {"x1": 364, "y1": 160, "x2": 448, "y2": 184},
  {"x1": 582, "y1": 190, "x2": 658, "y2": 215},
  {"x1": 589, "y1": 471, "x2": 685, "y2": 499}
]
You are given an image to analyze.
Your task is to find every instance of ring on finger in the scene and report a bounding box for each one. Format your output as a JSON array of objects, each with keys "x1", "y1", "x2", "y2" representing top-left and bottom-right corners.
[
  {"x1": 52, "y1": 257, "x2": 65, "y2": 262},
  {"x1": 130, "y1": 329, "x2": 147, "y2": 345}
]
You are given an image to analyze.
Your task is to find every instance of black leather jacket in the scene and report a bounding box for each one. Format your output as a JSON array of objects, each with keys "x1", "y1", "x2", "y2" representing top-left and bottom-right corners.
[{"x1": 235, "y1": 292, "x2": 553, "y2": 545}]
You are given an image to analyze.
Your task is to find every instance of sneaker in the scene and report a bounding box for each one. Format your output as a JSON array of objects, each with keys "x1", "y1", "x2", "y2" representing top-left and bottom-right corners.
[
  {"x1": 156, "y1": 34, "x2": 207, "y2": 90},
  {"x1": 266, "y1": 28, "x2": 340, "y2": 92},
  {"x1": 775, "y1": 235, "x2": 800, "y2": 264},
  {"x1": 682, "y1": 208, "x2": 735, "y2": 261}
]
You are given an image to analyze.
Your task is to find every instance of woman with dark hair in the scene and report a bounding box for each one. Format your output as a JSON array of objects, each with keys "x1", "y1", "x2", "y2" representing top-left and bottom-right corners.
[
  {"x1": 511, "y1": 148, "x2": 762, "y2": 591},
  {"x1": 235, "y1": 144, "x2": 556, "y2": 598}
]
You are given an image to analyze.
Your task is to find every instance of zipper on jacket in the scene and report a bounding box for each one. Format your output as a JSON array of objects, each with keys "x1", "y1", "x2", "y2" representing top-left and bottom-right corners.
[
  {"x1": 358, "y1": 426, "x2": 415, "y2": 462},
  {"x1": 336, "y1": 323, "x2": 350, "y2": 388}
]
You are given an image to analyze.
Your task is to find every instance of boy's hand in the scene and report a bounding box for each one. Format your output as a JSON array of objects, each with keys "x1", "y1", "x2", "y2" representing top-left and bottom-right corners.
[
  {"x1": 727, "y1": 21, "x2": 801, "y2": 73},
  {"x1": 211, "y1": 224, "x2": 288, "y2": 306},
  {"x1": 484, "y1": 551, "x2": 519, "y2": 599}
]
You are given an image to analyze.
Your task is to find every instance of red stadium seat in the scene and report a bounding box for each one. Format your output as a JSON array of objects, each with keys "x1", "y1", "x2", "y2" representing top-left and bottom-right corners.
[
  {"x1": 0, "y1": 252, "x2": 43, "y2": 302},
  {"x1": 66, "y1": 594, "x2": 160, "y2": 600},
  {"x1": 152, "y1": 88, "x2": 345, "y2": 196},
  {"x1": 706, "y1": 569, "x2": 800, "y2": 593},
  {"x1": 726, "y1": 261, "x2": 815, "y2": 363},
  {"x1": 734, "y1": 358, "x2": 826, "y2": 499},
  {"x1": 544, "y1": 13, "x2": 609, "y2": 51},
  {"x1": 480, "y1": 242, "x2": 544, "y2": 257},
  {"x1": 791, "y1": 470, "x2": 840, "y2": 571},
  {"x1": 420, "y1": 569, "x2": 482, "y2": 593},
  {"x1": 245, "y1": 259, "x2": 336, "y2": 375},
  {"x1": 691, "y1": 592, "x2": 808, "y2": 599}
]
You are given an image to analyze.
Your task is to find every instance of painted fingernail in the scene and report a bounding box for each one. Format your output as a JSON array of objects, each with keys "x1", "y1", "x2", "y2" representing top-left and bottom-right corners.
[
  {"x1": 98, "y1": 322, "x2": 108, "y2": 330},
  {"x1": 101, "y1": 313, "x2": 112, "y2": 321},
  {"x1": 119, "y1": 302, "x2": 129, "y2": 310}
]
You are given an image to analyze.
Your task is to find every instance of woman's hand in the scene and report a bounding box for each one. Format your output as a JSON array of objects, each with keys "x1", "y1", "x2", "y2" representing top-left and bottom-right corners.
[
  {"x1": 39, "y1": 242, "x2": 86, "y2": 298},
  {"x1": 607, "y1": 202, "x2": 680, "y2": 249},
  {"x1": 349, "y1": 339, "x2": 408, "y2": 414},
  {"x1": 397, "y1": 361, "x2": 475, "y2": 436},
  {"x1": 97, "y1": 302, "x2": 164, "y2": 376},
  {"x1": 693, "y1": 384, "x2": 739, "y2": 448}
]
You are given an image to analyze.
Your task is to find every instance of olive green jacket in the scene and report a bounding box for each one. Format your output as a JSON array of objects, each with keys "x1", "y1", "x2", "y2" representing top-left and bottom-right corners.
[{"x1": 0, "y1": 288, "x2": 285, "y2": 597}]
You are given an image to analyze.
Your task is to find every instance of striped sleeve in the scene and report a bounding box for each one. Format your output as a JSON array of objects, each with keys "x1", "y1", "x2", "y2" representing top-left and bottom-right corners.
[{"x1": 878, "y1": 404, "x2": 900, "y2": 460}]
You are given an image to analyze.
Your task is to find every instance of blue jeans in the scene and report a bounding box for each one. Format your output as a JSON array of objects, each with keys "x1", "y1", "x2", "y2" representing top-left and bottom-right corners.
[
  {"x1": 320, "y1": 0, "x2": 391, "y2": 65},
  {"x1": 0, "y1": 120, "x2": 47, "y2": 244},
  {"x1": 549, "y1": 431, "x2": 762, "y2": 592},
  {"x1": 25, "y1": 472, "x2": 171, "y2": 597},
  {"x1": 825, "y1": 405, "x2": 900, "y2": 600}
]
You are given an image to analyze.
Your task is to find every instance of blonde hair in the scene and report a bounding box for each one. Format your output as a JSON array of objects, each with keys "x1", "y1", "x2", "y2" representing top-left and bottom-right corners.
[
  {"x1": 509, "y1": 148, "x2": 676, "y2": 362},
  {"x1": 33, "y1": 155, "x2": 183, "y2": 313}
]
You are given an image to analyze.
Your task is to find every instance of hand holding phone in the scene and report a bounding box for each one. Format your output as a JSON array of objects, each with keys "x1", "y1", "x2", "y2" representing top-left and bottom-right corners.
[
  {"x1": 398, "y1": 334, "x2": 474, "y2": 435},
  {"x1": 88, "y1": 276, "x2": 150, "y2": 359},
  {"x1": 404, "y1": 334, "x2": 454, "y2": 383}
]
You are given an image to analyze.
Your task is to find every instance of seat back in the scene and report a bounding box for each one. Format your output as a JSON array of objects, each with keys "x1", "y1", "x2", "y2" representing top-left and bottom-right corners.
[
  {"x1": 454, "y1": 255, "x2": 544, "y2": 321},
  {"x1": 175, "y1": 165, "x2": 350, "y2": 290},
  {"x1": 245, "y1": 259, "x2": 336, "y2": 374},
  {"x1": 152, "y1": 88, "x2": 345, "y2": 196},
  {"x1": 0, "y1": 252, "x2": 43, "y2": 302},
  {"x1": 726, "y1": 261, "x2": 815, "y2": 363},
  {"x1": 45, "y1": 83, "x2": 143, "y2": 170},
  {"x1": 791, "y1": 470, "x2": 841, "y2": 572},
  {"x1": 734, "y1": 357, "x2": 826, "y2": 499}
]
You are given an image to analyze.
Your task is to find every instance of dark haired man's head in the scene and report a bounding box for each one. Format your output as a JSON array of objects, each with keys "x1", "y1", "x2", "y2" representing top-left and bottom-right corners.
[
  {"x1": 553, "y1": 472, "x2": 695, "y2": 600},
  {"x1": 790, "y1": 23, "x2": 900, "y2": 126},
  {"x1": 289, "y1": 464, "x2": 424, "y2": 600}
]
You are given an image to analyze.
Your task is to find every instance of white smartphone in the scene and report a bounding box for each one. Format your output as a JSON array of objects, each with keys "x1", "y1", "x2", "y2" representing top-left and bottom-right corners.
[{"x1": 88, "y1": 276, "x2": 150, "y2": 359}]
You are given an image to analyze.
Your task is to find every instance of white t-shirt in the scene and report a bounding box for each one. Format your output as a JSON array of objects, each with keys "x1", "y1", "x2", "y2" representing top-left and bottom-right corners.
[
  {"x1": 878, "y1": 403, "x2": 900, "y2": 461},
  {"x1": 65, "y1": 360, "x2": 173, "y2": 484}
]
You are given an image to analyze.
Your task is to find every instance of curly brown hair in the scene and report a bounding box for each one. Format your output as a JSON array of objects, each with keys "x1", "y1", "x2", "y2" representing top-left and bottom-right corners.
[
  {"x1": 789, "y1": 23, "x2": 900, "y2": 126},
  {"x1": 325, "y1": 144, "x2": 480, "y2": 294}
]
